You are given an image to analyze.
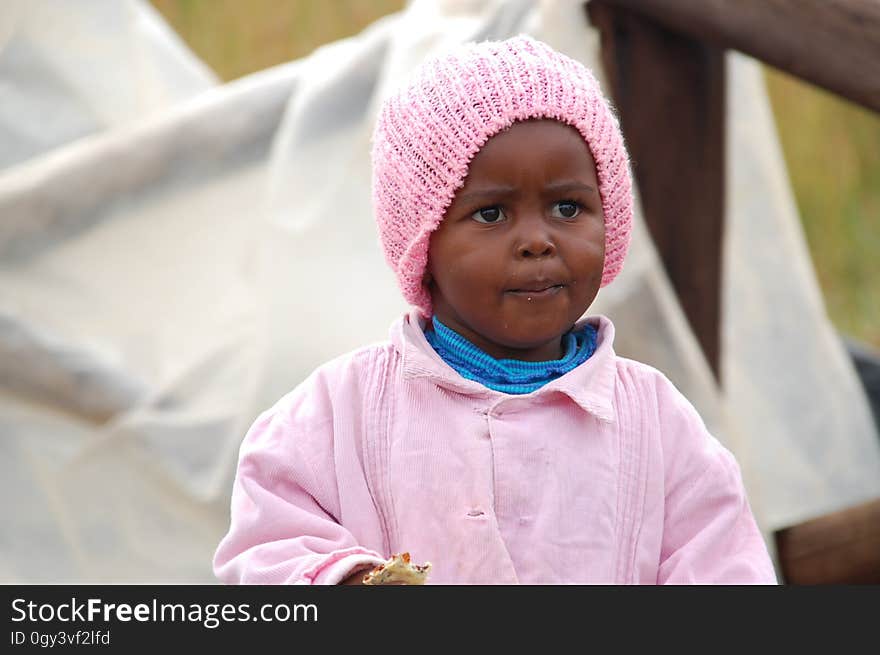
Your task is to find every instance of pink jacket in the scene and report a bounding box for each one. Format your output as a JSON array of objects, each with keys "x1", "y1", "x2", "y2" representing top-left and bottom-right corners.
[{"x1": 214, "y1": 313, "x2": 777, "y2": 584}]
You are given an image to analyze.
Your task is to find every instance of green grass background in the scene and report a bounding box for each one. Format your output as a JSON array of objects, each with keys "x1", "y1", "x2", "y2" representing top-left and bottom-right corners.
[{"x1": 150, "y1": 0, "x2": 879, "y2": 348}]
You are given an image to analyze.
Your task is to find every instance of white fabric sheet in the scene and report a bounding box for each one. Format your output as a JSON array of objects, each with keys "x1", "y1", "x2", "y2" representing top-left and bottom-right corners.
[{"x1": 0, "y1": 0, "x2": 217, "y2": 171}]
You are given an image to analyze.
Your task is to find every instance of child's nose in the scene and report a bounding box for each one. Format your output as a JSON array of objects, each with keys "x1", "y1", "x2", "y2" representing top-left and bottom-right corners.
[
  {"x1": 516, "y1": 238, "x2": 556, "y2": 259},
  {"x1": 515, "y1": 218, "x2": 557, "y2": 259}
]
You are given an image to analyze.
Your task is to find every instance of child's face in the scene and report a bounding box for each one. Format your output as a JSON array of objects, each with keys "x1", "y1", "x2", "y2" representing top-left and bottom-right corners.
[{"x1": 427, "y1": 119, "x2": 605, "y2": 362}]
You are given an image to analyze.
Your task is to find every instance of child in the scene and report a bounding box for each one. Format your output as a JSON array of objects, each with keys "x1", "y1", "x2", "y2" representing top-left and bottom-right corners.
[{"x1": 213, "y1": 36, "x2": 777, "y2": 585}]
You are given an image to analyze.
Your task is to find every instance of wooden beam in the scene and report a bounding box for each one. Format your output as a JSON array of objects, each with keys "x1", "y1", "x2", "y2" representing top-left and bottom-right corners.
[
  {"x1": 588, "y1": 2, "x2": 726, "y2": 380},
  {"x1": 593, "y1": 0, "x2": 880, "y2": 113},
  {"x1": 775, "y1": 498, "x2": 880, "y2": 584}
]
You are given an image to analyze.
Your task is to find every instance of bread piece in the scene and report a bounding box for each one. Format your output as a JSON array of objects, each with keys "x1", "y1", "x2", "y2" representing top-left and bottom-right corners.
[{"x1": 362, "y1": 552, "x2": 431, "y2": 585}]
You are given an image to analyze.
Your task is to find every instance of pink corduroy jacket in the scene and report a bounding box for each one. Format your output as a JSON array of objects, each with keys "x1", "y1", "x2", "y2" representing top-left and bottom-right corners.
[{"x1": 213, "y1": 313, "x2": 777, "y2": 584}]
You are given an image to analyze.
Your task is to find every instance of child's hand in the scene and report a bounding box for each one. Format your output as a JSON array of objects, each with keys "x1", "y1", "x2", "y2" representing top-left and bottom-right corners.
[{"x1": 340, "y1": 567, "x2": 375, "y2": 585}]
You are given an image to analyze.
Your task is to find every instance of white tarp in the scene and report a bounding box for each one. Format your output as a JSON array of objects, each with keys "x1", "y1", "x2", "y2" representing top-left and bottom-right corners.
[
  {"x1": 1, "y1": 0, "x2": 878, "y2": 583},
  {"x1": 0, "y1": 0, "x2": 217, "y2": 171}
]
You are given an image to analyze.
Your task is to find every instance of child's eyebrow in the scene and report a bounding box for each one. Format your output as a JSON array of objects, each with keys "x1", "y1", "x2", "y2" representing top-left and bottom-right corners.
[
  {"x1": 543, "y1": 181, "x2": 598, "y2": 195},
  {"x1": 454, "y1": 186, "x2": 518, "y2": 203},
  {"x1": 455, "y1": 181, "x2": 597, "y2": 204}
]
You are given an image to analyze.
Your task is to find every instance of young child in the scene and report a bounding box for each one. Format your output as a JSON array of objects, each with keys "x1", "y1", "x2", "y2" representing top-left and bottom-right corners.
[{"x1": 213, "y1": 36, "x2": 777, "y2": 585}]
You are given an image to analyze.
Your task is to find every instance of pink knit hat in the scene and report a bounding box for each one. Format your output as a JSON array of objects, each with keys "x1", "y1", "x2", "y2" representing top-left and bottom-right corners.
[{"x1": 371, "y1": 35, "x2": 633, "y2": 318}]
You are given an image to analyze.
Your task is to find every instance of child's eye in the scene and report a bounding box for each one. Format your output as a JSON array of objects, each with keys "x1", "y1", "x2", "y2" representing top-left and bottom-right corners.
[
  {"x1": 551, "y1": 201, "x2": 581, "y2": 219},
  {"x1": 471, "y1": 206, "x2": 506, "y2": 223}
]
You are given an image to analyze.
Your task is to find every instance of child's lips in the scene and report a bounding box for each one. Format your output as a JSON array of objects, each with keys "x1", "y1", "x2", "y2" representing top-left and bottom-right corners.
[{"x1": 506, "y1": 284, "x2": 565, "y2": 299}]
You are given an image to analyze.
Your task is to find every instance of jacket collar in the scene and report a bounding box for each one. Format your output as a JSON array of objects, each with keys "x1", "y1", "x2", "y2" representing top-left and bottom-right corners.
[{"x1": 390, "y1": 311, "x2": 617, "y2": 423}]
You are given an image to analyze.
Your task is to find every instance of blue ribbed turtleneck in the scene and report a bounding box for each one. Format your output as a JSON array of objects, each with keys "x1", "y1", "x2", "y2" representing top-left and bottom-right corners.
[{"x1": 424, "y1": 316, "x2": 597, "y2": 394}]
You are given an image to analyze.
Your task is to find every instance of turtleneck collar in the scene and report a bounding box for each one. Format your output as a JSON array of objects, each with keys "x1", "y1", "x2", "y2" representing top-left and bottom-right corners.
[{"x1": 423, "y1": 316, "x2": 597, "y2": 394}]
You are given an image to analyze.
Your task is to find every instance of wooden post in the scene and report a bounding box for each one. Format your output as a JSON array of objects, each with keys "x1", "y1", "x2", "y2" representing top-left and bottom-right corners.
[
  {"x1": 587, "y1": 1, "x2": 726, "y2": 380},
  {"x1": 775, "y1": 498, "x2": 880, "y2": 584}
]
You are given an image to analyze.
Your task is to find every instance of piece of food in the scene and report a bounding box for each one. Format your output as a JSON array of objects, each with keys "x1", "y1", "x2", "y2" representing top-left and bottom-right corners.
[{"x1": 362, "y1": 552, "x2": 431, "y2": 585}]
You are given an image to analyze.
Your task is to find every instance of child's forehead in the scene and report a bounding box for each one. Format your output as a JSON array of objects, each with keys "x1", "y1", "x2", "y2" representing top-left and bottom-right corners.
[
  {"x1": 441, "y1": 120, "x2": 599, "y2": 220},
  {"x1": 479, "y1": 117, "x2": 585, "y2": 145},
  {"x1": 462, "y1": 119, "x2": 594, "y2": 175}
]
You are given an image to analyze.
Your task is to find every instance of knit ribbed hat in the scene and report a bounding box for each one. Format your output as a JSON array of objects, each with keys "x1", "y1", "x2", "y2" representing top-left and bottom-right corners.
[{"x1": 371, "y1": 35, "x2": 633, "y2": 318}]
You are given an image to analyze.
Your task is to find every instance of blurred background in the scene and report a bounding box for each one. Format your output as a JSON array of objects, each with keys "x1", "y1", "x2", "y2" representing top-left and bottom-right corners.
[{"x1": 148, "y1": 0, "x2": 879, "y2": 349}]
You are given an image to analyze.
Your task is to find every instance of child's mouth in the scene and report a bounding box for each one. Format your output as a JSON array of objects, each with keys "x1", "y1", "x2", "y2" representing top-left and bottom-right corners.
[{"x1": 507, "y1": 284, "x2": 564, "y2": 299}]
